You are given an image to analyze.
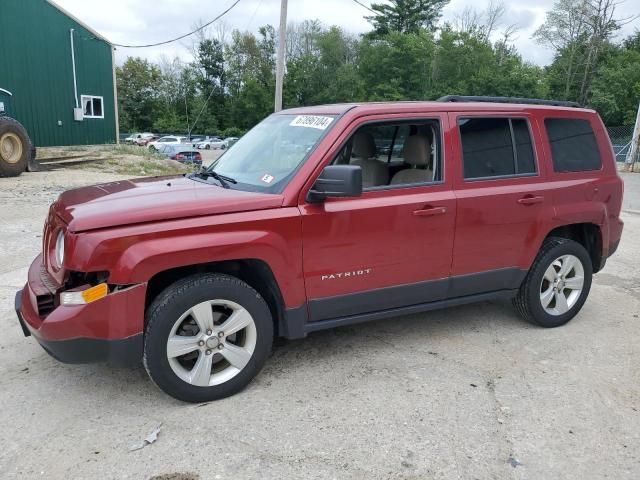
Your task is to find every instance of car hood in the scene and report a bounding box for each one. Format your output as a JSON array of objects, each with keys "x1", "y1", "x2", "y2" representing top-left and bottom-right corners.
[{"x1": 54, "y1": 175, "x2": 284, "y2": 232}]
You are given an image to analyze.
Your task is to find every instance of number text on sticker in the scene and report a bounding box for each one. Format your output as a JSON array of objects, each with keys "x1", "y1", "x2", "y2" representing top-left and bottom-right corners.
[{"x1": 290, "y1": 115, "x2": 334, "y2": 130}]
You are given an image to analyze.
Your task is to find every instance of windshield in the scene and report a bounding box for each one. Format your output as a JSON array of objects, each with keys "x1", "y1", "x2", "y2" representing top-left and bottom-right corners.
[{"x1": 206, "y1": 114, "x2": 336, "y2": 192}]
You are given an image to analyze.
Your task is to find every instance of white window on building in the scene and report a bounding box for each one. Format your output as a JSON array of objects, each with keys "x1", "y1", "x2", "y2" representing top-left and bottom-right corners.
[{"x1": 81, "y1": 95, "x2": 104, "y2": 119}]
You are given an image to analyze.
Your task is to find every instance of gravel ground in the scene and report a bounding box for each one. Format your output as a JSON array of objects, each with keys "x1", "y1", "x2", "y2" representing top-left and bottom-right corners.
[{"x1": 0, "y1": 168, "x2": 639, "y2": 480}]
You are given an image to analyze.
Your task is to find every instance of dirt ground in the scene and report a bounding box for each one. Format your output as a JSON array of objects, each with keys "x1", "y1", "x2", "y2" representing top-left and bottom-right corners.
[{"x1": 0, "y1": 165, "x2": 639, "y2": 480}]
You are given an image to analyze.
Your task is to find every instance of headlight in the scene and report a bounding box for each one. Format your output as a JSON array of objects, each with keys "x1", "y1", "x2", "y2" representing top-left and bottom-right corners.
[{"x1": 55, "y1": 230, "x2": 65, "y2": 268}]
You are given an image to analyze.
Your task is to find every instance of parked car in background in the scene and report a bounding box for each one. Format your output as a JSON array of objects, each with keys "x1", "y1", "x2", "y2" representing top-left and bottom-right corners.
[
  {"x1": 147, "y1": 136, "x2": 188, "y2": 151},
  {"x1": 224, "y1": 137, "x2": 239, "y2": 148},
  {"x1": 136, "y1": 135, "x2": 159, "y2": 147},
  {"x1": 188, "y1": 137, "x2": 204, "y2": 148},
  {"x1": 197, "y1": 137, "x2": 225, "y2": 150},
  {"x1": 125, "y1": 133, "x2": 154, "y2": 144},
  {"x1": 155, "y1": 144, "x2": 202, "y2": 165}
]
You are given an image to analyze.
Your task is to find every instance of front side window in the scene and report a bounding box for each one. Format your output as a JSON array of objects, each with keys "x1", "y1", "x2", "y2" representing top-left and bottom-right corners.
[
  {"x1": 81, "y1": 95, "x2": 104, "y2": 119},
  {"x1": 207, "y1": 114, "x2": 335, "y2": 192},
  {"x1": 459, "y1": 117, "x2": 537, "y2": 179},
  {"x1": 545, "y1": 118, "x2": 602, "y2": 172},
  {"x1": 332, "y1": 120, "x2": 441, "y2": 189}
]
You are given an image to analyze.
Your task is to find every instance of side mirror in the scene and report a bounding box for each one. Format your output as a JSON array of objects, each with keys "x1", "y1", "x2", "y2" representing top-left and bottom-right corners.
[{"x1": 307, "y1": 165, "x2": 362, "y2": 203}]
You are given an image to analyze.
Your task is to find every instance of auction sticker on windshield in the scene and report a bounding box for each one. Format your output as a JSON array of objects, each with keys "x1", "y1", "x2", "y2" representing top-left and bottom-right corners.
[
  {"x1": 290, "y1": 115, "x2": 334, "y2": 130},
  {"x1": 261, "y1": 174, "x2": 275, "y2": 184}
]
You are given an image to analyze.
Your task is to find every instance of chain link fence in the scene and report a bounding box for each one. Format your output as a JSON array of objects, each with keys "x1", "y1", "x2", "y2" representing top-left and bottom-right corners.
[{"x1": 607, "y1": 125, "x2": 635, "y2": 163}]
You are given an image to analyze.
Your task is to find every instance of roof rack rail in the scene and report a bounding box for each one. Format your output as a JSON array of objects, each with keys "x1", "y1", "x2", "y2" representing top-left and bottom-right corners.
[{"x1": 437, "y1": 95, "x2": 581, "y2": 108}]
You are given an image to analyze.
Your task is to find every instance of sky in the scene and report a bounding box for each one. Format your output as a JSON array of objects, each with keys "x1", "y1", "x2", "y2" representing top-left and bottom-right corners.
[{"x1": 54, "y1": 0, "x2": 639, "y2": 67}]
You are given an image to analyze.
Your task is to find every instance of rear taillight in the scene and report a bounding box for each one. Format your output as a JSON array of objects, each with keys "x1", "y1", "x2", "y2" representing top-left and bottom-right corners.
[
  {"x1": 175, "y1": 154, "x2": 184, "y2": 160},
  {"x1": 196, "y1": 153, "x2": 202, "y2": 160}
]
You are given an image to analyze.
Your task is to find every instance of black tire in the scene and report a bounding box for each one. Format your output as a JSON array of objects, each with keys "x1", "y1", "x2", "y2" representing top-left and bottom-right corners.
[
  {"x1": 221, "y1": 144, "x2": 226, "y2": 150},
  {"x1": 0, "y1": 117, "x2": 31, "y2": 177},
  {"x1": 143, "y1": 273, "x2": 273, "y2": 402},
  {"x1": 205, "y1": 144, "x2": 211, "y2": 150},
  {"x1": 513, "y1": 237, "x2": 593, "y2": 328}
]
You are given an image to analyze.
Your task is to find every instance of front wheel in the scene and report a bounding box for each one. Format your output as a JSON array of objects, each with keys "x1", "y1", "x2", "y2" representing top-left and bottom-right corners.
[
  {"x1": 513, "y1": 237, "x2": 592, "y2": 328},
  {"x1": 143, "y1": 273, "x2": 273, "y2": 402}
]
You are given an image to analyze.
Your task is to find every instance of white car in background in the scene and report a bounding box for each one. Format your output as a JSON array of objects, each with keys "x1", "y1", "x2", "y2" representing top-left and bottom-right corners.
[
  {"x1": 147, "y1": 136, "x2": 188, "y2": 151},
  {"x1": 197, "y1": 137, "x2": 226, "y2": 150},
  {"x1": 124, "y1": 132, "x2": 154, "y2": 144},
  {"x1": 223, "y1": 137, "x2": 239, "y2": 148}
]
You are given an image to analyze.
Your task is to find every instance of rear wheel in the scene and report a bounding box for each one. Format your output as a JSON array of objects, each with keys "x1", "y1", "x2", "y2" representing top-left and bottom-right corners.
[
  {"x1": 513, "y1": 237, "x2": 592, "y2": 327},
  {"x1": 144, "y1": 273, "x2": 273, "y2": 402},
  {"x1": 0, "y1": 117, "x2": 31, "y2": 177}
]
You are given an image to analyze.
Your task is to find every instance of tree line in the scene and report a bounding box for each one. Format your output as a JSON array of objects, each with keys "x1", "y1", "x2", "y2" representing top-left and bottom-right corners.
[{"x1": 116, "y1": 0, "x2": 640, "y2": 135}]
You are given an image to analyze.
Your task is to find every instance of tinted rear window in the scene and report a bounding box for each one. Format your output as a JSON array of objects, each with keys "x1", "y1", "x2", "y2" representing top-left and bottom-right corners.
[
  {"x1": 459, "y1": 117, "x2": 537, "y2": 179},
  {"x1": 545, "y1": 119, "x2": 602, "y2": 172}
]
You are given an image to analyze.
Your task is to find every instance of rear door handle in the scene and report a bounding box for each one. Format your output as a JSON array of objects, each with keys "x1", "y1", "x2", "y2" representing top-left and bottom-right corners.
[
  {"x1": 517, "y1": 195, "x2": 544, "y2": 205},
  {"x1": 413, "y1": 206, "x2": 447, "y2": 217}
]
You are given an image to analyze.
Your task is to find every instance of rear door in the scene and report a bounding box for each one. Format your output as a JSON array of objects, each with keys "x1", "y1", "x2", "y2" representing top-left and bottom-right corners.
[
  {"x1": 299, "y1": 112, "x2": 457, "y2": 322},
  {"x1": 449, "y1": 112, "x2": 554, "y2": 296}
]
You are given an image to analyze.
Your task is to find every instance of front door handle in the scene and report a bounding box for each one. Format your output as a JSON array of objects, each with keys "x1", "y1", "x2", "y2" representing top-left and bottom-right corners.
[
  {"x1": 517, "y1": 195, "x2": 544, "y2": 205},
  {"x1": 413, "y1": 206, "x2": 447, "y2": 217}
]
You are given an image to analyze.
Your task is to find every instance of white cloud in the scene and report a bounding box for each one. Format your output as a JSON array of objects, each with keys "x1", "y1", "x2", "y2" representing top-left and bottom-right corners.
[{"x1": 53, "y1": 0, "x2": 639, "y2": 66}]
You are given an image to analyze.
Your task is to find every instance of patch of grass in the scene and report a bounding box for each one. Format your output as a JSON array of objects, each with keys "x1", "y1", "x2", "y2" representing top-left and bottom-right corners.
[
  {"x1": 37, "y1": 144, "x2": 194, "y2": 176},
  {"x1": 99, "y1": 144, "x2": 166, "y2": 160}
]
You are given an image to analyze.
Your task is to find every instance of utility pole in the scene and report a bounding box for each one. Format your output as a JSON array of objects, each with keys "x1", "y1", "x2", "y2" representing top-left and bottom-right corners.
[
  {"x1": 274, "y1": 0, "x2": 288, "y2": 112},
  {"x1": 627, "y1": 102, "x2": 640, "y2": 172}
]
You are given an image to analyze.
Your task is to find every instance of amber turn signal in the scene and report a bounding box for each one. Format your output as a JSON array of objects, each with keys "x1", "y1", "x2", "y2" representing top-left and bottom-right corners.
[{"x1": 60, "y1": 283, "x2": 108, "y2": 305}]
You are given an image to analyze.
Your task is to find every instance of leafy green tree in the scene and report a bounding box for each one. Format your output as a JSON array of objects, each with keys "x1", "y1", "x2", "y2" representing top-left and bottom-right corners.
[
  {"x1": 193, "y1": 38, "x2": 226, "y2": 133},
  {"x1": 285, "y1": 26, "x2": 362, "y2": 106},
  {"x1": 115, "y1": 14, "x2": 640, "y2": 135},
  {"x1": 116, "y1": 57, "x2": 162, "y2": 131},
  {"x1": 590, "y1": 35, "x2": 640, "y2": 124},
  {"x1": 367, "y1": 0, "x2": 450, "y2": 35},
  {"x1": 358, "y1": 30, "x2": 435, "y2": 100},
  {"x1": 225, "y1": 26, "x2": 276, "y2": 129},
  {"x1": 535, "y1": 0, "x2": 626, "y2": 104}
]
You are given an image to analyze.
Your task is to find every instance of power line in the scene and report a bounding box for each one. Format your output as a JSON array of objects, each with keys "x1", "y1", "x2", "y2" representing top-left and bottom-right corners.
[
  {"x1": 243, "y1": 0, "x2": 264, "y2": 32},
  {"x1": 351, "y1": 0, "x2": 376, "y2": 14},
  {"x1": 112, "y1": 0, "x2": 242, "y2": 48}
]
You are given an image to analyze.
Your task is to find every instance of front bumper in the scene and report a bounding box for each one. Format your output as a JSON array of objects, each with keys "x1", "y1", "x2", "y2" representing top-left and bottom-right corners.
[{"x1": 15, "y1": 254, "x2": 146, "y2": 366}]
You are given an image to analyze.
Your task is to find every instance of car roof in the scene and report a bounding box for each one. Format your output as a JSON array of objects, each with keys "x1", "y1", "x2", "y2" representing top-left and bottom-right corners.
[{"x1": 278, "y1": 101, "x2": 595, "y2": 116}]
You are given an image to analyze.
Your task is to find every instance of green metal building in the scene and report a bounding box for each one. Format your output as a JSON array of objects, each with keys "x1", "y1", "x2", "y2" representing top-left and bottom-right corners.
[{"x1": 0, "y1": 0, "x2": 118, "y2": 146}]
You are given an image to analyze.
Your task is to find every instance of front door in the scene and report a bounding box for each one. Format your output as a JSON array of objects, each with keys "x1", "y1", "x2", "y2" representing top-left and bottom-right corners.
[{"x1": 300, "y1": 114, "x2": 457, "y2": 322}]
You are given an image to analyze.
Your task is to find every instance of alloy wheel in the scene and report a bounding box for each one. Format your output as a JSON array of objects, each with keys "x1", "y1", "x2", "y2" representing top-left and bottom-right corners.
[
  {"x1": 539, "y1": 254, "x2": 585, "y2": 316},
  {"x1": 166, "y1": 299, "x2": 257, "y2": 387}
]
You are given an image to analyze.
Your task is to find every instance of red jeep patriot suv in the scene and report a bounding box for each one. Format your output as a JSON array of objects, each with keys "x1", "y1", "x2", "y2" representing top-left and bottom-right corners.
[{"x1": 15, "y1": 96, "x2": 624, "y2": 402}]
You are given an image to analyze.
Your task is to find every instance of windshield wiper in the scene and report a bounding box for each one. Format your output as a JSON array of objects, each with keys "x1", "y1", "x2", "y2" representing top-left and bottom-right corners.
[{"x1": 193, "y1": 170, "x2": 237, "y2": 189}]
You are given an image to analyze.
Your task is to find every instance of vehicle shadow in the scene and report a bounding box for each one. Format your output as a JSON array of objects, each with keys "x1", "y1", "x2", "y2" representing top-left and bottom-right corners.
[
  {"x1": 48, "y1": 298, "x2": 529, "y2": 404},
  {"x1": 269, "y1": 299, "x2": 528, "y2": 362}
]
